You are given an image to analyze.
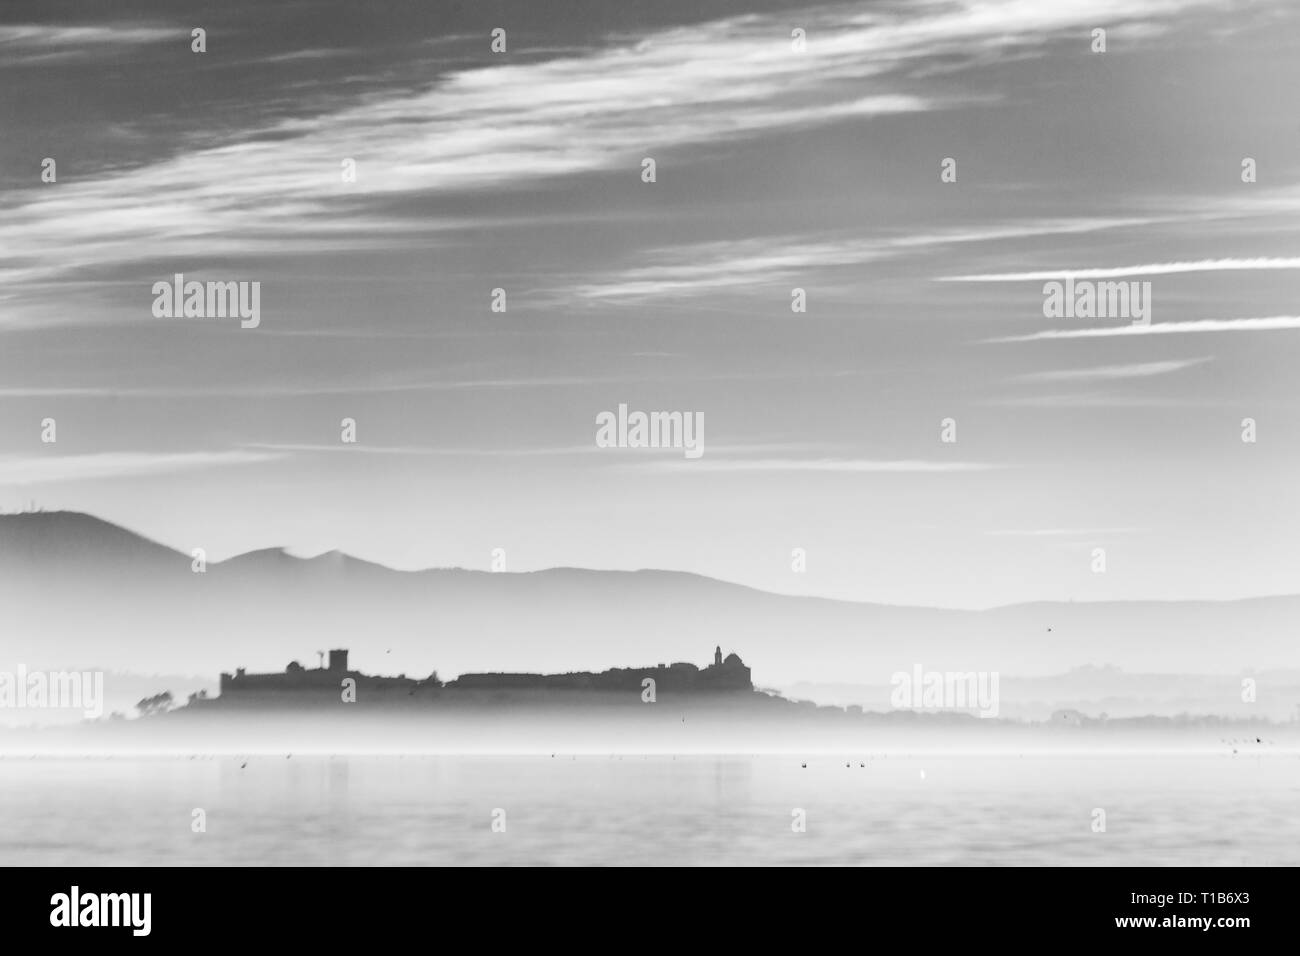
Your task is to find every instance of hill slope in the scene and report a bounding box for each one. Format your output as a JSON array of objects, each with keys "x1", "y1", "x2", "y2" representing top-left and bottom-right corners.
[{"x1": 1, "y1": 512, "x2": 1296, "y2": 685}]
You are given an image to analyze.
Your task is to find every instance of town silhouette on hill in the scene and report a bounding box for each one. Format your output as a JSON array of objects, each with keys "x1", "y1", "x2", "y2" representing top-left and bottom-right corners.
[{"x1": 196, "y1": 645, "x2": 753, "y2": 708}]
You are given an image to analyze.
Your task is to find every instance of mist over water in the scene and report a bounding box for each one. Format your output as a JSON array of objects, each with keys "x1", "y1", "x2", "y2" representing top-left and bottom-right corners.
[{"x1": 4, "y1": 754, "x2": 1297, "y2": 866}]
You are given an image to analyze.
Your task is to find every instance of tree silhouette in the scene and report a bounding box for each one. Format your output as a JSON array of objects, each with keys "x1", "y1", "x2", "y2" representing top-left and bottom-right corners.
[{"x1": 135, "y1": 691, "x2": 174, "y2": 716}]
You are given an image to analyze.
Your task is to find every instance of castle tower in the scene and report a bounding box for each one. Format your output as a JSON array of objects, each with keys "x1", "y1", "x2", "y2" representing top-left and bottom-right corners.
[{"x1": 328, "y1": 649, "x2": 349, "y2": 672}]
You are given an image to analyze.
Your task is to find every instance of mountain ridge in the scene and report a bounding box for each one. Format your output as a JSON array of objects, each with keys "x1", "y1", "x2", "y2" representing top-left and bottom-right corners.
[
  {"x1": 3, "y1": 509, "x2": 1296, "y2": 610},
  {"x1": 3, "y1": 510, "x2": 1298, "y2": 684}
]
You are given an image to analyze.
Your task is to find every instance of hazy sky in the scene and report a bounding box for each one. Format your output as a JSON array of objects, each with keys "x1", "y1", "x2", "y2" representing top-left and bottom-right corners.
[{"x1": 2, "y1": 0, "x2": 1299, "y2": 607}]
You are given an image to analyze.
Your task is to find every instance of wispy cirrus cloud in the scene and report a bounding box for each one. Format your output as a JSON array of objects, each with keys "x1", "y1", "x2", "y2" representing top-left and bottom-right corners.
[
  {"x1": 570, "y1": 218, "x2": 1151, "y2": 301},
  {"x1": 942, "y1": 257, "x2": 1300, "y2": 282},
  {"x1": 0, "y1": 379, "x2": 603, "y2": 399},
  {"x1": 0, "y1": 0, "x2": 1228, "y2": 320},
  {"x1": 980, "y1": 392, "x2": 1226, "y2": 408},
  {"x1": 0, "y1": 368, "x2": 834, "y2": 400},
  {"x1": 0, "y1": 23, "x2": 176, "y2": 65},
  {"x1": 1010, "y1": 358, "x2": 1212, "y2": 382},
  {"x1": 243, "y1": 442, "x2": 597, "y2": 458},
  {"x1": 0, "y1": 450, "x2": 282, "y2": 486},
  {"x1": 629, "y1": 458, "x2": 1006, "y2": 474},
  {"x1": 990, "y1": 315, "x2": 1300, "y2": 342}
]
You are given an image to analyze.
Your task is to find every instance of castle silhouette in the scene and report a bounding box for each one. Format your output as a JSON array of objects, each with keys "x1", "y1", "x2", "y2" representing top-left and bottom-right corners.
[{"x1": 218, "y1": 645, "x2": 752, "y2": 700}]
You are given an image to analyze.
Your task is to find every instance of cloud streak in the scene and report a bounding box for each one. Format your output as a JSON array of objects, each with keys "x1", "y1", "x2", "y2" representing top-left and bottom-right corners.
[
  {"x1": 942, "y1": 257, "x2": 1300, "y2": 282},
  {"x1": 0, "y1": 450, "x2": 282, "y2": 486},
  {"x1": 0, "y1": 0, "x2": 1226, "y2": 320},
  {"x1": 631, "y1": 458, "x2": 1005, "y2": 474},
  {"x1": 1010, "y1": 358, "x2": 1212, "y2": 382},
  {"x1": 572, "y1": 218, "x2": 1151, "y2": 301},
  {"x1": 0, "y1": 23, "x2": 177, "y2": 65},
  {"x1": 990, "y1": 315, "x2": 1300, "y2": 342}
]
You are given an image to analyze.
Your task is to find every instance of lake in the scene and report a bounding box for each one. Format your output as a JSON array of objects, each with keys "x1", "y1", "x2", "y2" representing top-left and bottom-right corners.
[{"x1": 2, "y1": 753, "x2": 1296, "y2": 865}]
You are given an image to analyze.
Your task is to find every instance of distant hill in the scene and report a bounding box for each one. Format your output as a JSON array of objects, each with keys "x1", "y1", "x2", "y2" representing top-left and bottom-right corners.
[
  {"x1": 2, "y1": 511, "x2": 1298, "y2": 688},
  {"x1": 0, "y1": 510, "x2": 181, "y2": 573}
]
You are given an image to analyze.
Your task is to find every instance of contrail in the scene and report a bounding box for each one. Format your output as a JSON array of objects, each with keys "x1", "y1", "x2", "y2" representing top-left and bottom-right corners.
[
  {"x1": 987, "y1": 315, "x2": 1300, "y2": 342},
  {"x1": 942, "y1": 257, "x2": 1300, "y2": 281}
]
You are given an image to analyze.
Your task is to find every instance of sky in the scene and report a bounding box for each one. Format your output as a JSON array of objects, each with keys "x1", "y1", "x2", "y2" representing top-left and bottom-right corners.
[{"x1": 1, "y1": 0, "x2": 1299, "y2": 608}]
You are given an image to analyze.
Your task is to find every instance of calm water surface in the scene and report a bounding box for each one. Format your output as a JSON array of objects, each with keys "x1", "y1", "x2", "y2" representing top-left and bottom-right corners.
[{"x1": 1, "y1": 754, "x2": 1296, "y2": 865}]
